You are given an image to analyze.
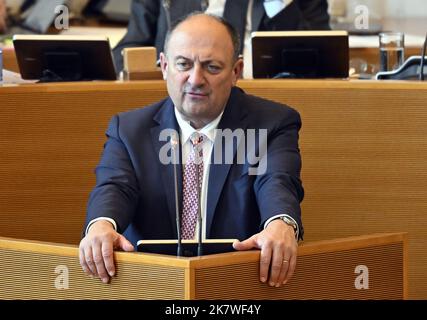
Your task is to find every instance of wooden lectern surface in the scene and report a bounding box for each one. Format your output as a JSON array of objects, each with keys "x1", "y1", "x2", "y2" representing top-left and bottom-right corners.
[
  {"x1": 0, "y1": 80, "x2": 426, "y2": 299},
  {"x1": 0, "y1": 233, "x2": 407, "y2": 300},
  {"x1": 193, "y1": 233, "x2": 406, "y2": 300}
]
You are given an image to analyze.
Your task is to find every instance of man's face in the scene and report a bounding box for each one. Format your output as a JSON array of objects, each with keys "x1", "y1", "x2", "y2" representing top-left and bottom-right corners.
[{"x1": 160, "y1": 15, "x2": 243, "y2": 129}]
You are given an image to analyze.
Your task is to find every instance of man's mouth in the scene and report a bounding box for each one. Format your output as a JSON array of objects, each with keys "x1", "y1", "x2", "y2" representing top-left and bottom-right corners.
[{"x1": 185, "y1": 91, "x2": 208, "y2": 98}]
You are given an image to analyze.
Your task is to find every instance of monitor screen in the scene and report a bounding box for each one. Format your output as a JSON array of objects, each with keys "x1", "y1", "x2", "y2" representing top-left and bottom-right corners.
[
  {"x1": 13, "y1": 34, "x2": 117, "y2": 82},
  {"x1": 252, "y1": 31, "x2": 349, "y2": 79}
]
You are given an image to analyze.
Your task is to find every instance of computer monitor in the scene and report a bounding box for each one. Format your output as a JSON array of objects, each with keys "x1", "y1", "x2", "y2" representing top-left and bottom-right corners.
[
  {"x1": 252, "y1": 31, "x2": 349, "y2": 79},
  {"x1": 13, "y1": 35, "x2": 117, "y2": 82}
]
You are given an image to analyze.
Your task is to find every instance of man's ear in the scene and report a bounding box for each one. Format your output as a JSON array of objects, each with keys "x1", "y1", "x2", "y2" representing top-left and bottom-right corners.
[
  {"x1": 231, "y1": 58, "x2": 244, "y2": 85},
  {"x1": 160, "y1": 52, "x2": 168, "y2": 80}
]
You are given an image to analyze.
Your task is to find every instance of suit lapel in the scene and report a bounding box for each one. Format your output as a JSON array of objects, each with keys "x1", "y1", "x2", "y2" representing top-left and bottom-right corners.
[
  {"x1": 251, "y1": 0, "x2": 265, "y2": 32},
  {"x1": 150, "y1": 99, "x2": 182, "y2": 238},
  {"x1": 206, "y1": 87, "x2": 249, "y2": 237}
]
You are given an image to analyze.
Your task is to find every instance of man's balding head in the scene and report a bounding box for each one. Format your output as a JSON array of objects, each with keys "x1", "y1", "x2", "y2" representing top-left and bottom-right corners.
[
  {"x1": 164, "y1": 13, "x2": 241, "y2": 63},
  {"x1": 160, "y1": 13, "x2": 243, "y2": 129}
]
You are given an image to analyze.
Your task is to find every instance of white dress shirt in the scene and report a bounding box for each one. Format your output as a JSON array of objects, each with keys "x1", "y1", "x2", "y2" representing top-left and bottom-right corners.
[{"x1": 174, "y1": 107, "x2": 223, "y2": 240}]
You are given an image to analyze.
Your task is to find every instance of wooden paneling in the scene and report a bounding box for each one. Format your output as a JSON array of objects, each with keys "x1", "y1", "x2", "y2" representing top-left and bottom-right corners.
[
  {"x1": 0, "y1": 237, "x2": 186, "y2": 300},
  {"x1": 2, "y1": 47, "x2": 19, "y2": 73},
  {"x1": 0, "y1": 80, "x2": 426, "y2": 298},
  {"x1": 240, "y1": 79, "x2": 427, "y2": 299},
  {"x1": 0, "y1": 82, "x2": 167, "y2": 244},
  {"x1": 0, "y1": 233, "x2": 406, "y2": 300},
  {"x1": 192, "y1": 233, "x2": 406, "y2": 299},
  {"x1": 195, "y1": 243, "x2": 404, "y2": 299}
]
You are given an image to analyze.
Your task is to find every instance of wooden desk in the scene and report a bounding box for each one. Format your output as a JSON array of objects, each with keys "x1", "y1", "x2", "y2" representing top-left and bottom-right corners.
[
  {"x1": 0, "y1": 233, "x2": 407, "y2": 299},
  {"x1": 2, "y1": 47, "x2": 19, "y2": 73},
  {"x1": 0, "y1": 79, "x2": 426, "y2": 299}
]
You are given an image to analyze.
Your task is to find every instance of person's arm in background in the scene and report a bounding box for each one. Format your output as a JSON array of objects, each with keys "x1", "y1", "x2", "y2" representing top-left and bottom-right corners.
[
  {"x1": 0, "y1": 0, "x2": 7, "y2": 33},
  {"x1": 112, "y1": 0, "x2": 160, "y2": 72},
  {"x1": 262, "y1": 0, "x2": 331, "y2": 30}
]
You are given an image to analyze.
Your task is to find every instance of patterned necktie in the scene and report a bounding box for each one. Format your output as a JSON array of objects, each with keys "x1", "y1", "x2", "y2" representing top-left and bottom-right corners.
[{"x1": 181, "y1": 132, "x2": 205, "y2": 240}]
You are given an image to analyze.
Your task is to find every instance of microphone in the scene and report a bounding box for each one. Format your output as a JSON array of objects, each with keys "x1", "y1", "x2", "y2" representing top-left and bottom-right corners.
[
  {"x1": 419, "y1": 33, "x2": 427, "y2": 81},
  {"x1": 171, "y1": 131, "x2": 182, "y2": 257}
]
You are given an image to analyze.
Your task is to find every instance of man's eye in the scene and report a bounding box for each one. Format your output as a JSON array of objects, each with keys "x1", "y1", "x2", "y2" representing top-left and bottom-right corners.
[
  {"x1": 207, "y1": 65, "x2": 221, "y2": 73},
  {"x1": 176, "y1": 61, "x2": 191, "y2": 70}
]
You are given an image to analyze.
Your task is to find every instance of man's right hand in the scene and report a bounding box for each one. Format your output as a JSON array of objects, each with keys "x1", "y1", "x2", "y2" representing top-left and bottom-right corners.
[{"x1": 79, "y1": 220, "x2": 134, "y2": 283}]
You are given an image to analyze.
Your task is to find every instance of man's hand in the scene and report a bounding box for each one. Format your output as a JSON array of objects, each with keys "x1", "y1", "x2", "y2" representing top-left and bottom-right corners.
[
  {"x1": 233, "y1": 219, "x2": 297, "y2": 287},
  {"x1": 79, "y1": 220, "x2": 134, "y2": 283},
  {"x1": 0, "y1": 0, "x2": 7, "y2": 33}
]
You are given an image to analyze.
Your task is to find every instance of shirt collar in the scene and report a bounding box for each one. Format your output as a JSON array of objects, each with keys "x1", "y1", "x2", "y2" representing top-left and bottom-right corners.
[{"x1": 174, "y1": 107, "x2": 224, "y2": 144}]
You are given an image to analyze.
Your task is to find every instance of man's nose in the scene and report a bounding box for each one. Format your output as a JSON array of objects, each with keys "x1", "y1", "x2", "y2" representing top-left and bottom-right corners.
[{"x1": 187, "y1": 64, "x2": 206, "y2": 87}]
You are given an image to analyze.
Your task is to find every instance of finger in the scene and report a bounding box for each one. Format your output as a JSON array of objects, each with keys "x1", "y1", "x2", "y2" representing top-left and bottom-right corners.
[
  {"x1": 277, "y1": 254, "x2": 291, "y2": 286},
  {"x1": 92, "y1": 241, "x2": 110, "y2": 283},
  {"x1": 84, "y1": 246, "x2": 97, "y2": 277},
  {"x1": 102, "y1": 240, "x2": 116, "y2": 277},
  {"x1": 268, "y1": 245, "x2": 284, "y2": 287},
  {"x1": 79, "y1": 245, "x2": 92, "y2": 276},
  {"x1": 283, "y1": 254, "x2": 297, "y2": 285},
  {"x1": 117, "y1": 235, "x2": 135, "y2": 252},
  {"x1": 259, "y1": 243, "x2": 273, "y2": 283},
  {"x1": 232, "y1": 235, "x2": 257, "y2": 251}
]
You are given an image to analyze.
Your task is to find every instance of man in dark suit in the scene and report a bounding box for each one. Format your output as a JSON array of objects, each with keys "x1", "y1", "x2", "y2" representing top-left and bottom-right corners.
[
  {"x1": 113, "y1": 0, "x2": 330, "y2": 73},
  {"x1": 80, "y1": 13, "x2": 304, "y2": 288}
]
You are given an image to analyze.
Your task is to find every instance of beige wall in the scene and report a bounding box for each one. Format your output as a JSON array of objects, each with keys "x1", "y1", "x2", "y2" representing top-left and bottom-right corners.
[{"x1": 329, "y1": 0, "x2": 427, "y2": 18}]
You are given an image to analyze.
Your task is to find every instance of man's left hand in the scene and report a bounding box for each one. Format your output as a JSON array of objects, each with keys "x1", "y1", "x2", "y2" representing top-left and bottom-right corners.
[{"x1": 233, "y1": 219, "x2": 297, "y2": 287}]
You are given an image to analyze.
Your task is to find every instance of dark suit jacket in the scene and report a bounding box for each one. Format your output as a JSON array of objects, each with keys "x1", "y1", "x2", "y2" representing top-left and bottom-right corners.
[
  {"x1": 113, "y1": 0, "x2": 330, "y2": 72},
  {"x1": 85, "y1": 87, "x2": 304, "y2": 246}
]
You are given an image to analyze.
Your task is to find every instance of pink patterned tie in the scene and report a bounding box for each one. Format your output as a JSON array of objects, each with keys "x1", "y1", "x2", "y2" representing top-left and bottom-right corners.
[{"x1": 181, "y1": 132, "x2": 205, "y2": 239}]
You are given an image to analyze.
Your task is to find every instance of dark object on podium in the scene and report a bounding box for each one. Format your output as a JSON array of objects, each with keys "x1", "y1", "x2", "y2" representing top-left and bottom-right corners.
[
  {"x1": 13, "y1": 35, "x2": 117, "y2": 82},
  {"x1": 137, "y1": 239, "x2": 237, "y2": 257},
  {"x1": 376, "y1": 56, "x2": 427, "y2": 80},
  {"x1": 377, "y1": 34, "x2": 427, "y2": 81},
  {"x1": 252, "y1": 31, "x2": 349, "y2": 79}
]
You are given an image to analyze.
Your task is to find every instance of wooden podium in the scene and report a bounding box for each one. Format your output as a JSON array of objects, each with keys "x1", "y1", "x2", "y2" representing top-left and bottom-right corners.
[{"x1": 0, "y1": 233, "x2": 406, "y2": 300}]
